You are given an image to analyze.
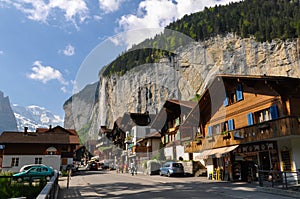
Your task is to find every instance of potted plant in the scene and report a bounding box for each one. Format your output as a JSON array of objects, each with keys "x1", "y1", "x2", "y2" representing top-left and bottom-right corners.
[{"x1": 220, "y1": 131, "x2": 229, "y2": 136}]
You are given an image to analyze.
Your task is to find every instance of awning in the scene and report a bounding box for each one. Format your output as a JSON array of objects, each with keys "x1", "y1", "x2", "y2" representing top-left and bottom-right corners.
[
  {"x1": 194, "y1": 145, "x2": 238, "y2": 160},
  {"x1": 194, "y1": 149, "x2": 213, "y2": 160},
  {"x1": 207, "y1": 145, "x2": 239, "y2": 158}
]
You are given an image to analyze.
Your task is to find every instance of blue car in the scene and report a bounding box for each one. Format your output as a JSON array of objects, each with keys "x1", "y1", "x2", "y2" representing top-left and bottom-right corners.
[
  {"x1": 13, "y1": 165, "x2": 54, "y2": 182},
  {"x1": 159, "y1": 162, "x2": 184, "y2": 177}
]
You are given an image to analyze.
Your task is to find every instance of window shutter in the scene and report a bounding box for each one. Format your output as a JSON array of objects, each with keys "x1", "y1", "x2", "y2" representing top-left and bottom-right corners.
[
  {"x1": 247, "y1": 113, "x2": 254, "y2": 125},
  {"x1": 176, "y1": 130, "x2": 181, "y2": 140},
  {"x1": 165, "y1": 135, "x2": 169, "y2": 143},
  {"x1": 208, "y1": 126, "x2": 212, "y2": 137},
  {"x1": 228, "y1": 119, "x2": 235, "y2": 131},
  {"x1": 224, "y1": 97, "x2": 229, "y2": 107},
  {"x1": 236, "y1": 84, "x2": 244, "y2": 101},
  {"x1": 270, "y1": 105, "x2": 279, "y2": 119}
]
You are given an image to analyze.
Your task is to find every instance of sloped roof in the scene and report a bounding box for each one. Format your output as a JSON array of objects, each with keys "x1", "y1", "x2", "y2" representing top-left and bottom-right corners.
[
  {"x1": 0, "y1": 125, "x2": 79, "y2": 145},
  {"x1": 118, "y1": 112, "x2": 156, "y2": 132},
  {"x1": 151, "y1": 99, "x2": 197, "y2": 130}
]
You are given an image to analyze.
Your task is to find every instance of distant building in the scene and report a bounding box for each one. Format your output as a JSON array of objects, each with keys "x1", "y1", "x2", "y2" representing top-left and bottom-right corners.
[{"x1": 0, "y1": 125, "x2": 80, "y2": 172}]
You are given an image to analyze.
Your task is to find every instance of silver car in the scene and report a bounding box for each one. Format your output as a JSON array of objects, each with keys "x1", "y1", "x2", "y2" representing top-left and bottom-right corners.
[{"x1": 159, "y1": 162, "x2": 184, "y2": 177}]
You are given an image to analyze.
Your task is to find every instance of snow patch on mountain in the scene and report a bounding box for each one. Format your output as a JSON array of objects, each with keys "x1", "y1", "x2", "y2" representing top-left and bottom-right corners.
[{"x1": 12, "y1": 104, "x2": 64, "y2": 132}]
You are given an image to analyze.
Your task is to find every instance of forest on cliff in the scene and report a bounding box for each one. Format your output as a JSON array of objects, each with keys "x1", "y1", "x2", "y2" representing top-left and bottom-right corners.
[{"x1": 102, "y1": 0, "x2": 300, "y2": 77}]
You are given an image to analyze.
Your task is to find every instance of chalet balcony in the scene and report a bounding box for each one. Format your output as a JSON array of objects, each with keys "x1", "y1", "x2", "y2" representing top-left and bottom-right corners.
[
  {"x1": 184, "y1": 140, "x2": 204, "y2": 153},
  {"x1": 232, "y1": 116, "x2": 300, "y2": 143},
  {"x1": 184, "y1": 116, "x2": 300, "y2": 152}
]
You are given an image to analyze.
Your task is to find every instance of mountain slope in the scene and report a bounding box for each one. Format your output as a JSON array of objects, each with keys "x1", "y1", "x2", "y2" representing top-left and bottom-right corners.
[{"x1": 12, "y1": 104, "x2": 64, "y2": 132}]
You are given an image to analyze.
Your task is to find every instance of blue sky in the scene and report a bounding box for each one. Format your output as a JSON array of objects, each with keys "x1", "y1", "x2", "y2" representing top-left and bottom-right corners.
[{"x1": 0, "y1": 0, "x2": 241, "y2": 119}]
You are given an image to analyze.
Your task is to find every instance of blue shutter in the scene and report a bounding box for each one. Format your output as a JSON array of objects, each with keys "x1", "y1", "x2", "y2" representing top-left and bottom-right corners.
[
  {"x1": 236, "y1": 84, "x2": 243, "y2": 101},
  {"x1": 270, "y1": 105, "x2": 279, "y2": 119},
  {"x1": 228, "y1": 119, "x2": 235, "y2": 131},
  {"x1": 224, "y1": 97, "x2": 229, "y2": 107},
  {"x1": 247, "y1": 113, "x2": 254, "y2": 125},
  {"x1": 208, "y1": 126, "x2": 212, "y2": 137}
]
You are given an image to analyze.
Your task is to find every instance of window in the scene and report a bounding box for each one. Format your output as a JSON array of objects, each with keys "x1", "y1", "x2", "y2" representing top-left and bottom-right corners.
[
  {"x1": 221, "y1": 121, "x2": 228, "y2": 132},
  {"x1": 212, "y1": 124, "x2": 220, "y2": 135},
  {"x1": 256, "y1": 105, "x2": 279, "y2": 123},
  {"x1": 281, "y1": 147, "x2": 292, "y2": 171},
  {"x1": 35, "y1": 157, "x2": 42, "y2": 164},
  {"x1": 224, "y1": 84, "x2": 244, "y2": 106},
  {"x1": 11, "y1": 157, "x2": 19, "y2": 167}
]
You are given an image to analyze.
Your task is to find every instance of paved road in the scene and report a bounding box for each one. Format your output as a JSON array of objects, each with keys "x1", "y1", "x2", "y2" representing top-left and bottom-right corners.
[{"x1": 58, "y1": 170, "x2": 298, "y2": 199}]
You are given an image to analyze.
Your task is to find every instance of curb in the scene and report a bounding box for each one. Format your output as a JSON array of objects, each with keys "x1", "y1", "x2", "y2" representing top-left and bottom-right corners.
[{"x1": 257, "y1": 186, "x2": 300, "y2": 198}]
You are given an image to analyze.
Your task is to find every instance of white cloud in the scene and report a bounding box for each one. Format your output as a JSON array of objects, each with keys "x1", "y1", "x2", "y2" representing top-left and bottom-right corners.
[
  {"x1": 93, "y1": 15, "x2": 102, "y2": 21},
  {"x1": 63, "y1": 44, "x2": 75, "y2": 56},
  {"x1": 27, "y1": 61, "x2": 68, "y2": 85},
  {"x1": 0, "y1": 50, "x2": 4, "y2": 55},
  {"x1": 117, "y1": 0, "x2": 242, "y2": 47},
  {"x1": 3, "y1": 0, "x2": 88, "y2": 25},
  {"x1": 60, "y1": 86, "x2": 68, "y2": 93},
  {"x1": 99, "y1": 0, "x2": 125, "y2": 13}
]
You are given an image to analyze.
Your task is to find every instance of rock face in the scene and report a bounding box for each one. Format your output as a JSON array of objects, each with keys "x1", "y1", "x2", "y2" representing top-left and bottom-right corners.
[
  {"x1": 63, "y1": 34, "x2": 300, "y2": 141},
  {"x1": 0, "y1": 91, "x2": 18, "y2": 133}
]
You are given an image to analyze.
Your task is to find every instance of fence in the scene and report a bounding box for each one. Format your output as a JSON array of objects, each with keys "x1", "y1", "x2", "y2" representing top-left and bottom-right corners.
[
  {"x1": 36, "y1": 170, "x2": 59, "y2": 199},
  {"x1": 258, "y1": 170, "x2": 300, "y2": 191}
]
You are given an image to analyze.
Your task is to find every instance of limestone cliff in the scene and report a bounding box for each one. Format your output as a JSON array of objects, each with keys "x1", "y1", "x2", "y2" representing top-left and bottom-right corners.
[
  {"x1": 0, "y1": 91, "x2": 18, "y2": 133},
  {"x1": 64, "y1": 34, "x2": 300, "y2": 143}
]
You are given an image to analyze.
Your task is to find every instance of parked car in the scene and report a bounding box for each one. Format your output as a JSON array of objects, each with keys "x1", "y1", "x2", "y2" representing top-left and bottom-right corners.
[
  {"x1": 19, "y1": 164, "x2": 47, "y2": 173},
  {"x1": 13, "y1": 165, "x2": 54, "y2": 182},
  {"x1": 159, "y1": 162, "x2": 184, "y2": 177}
]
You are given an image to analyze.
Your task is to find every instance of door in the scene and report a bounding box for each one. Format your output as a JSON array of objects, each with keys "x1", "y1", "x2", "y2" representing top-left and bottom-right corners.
[{"x1": 259, "y1": 151, "x2": 271, "y2": 170}]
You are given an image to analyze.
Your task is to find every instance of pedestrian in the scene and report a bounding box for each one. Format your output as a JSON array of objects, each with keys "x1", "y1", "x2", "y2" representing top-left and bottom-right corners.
[{"x1": 130, "y1": 161, "x2": 135, "y2": 176}]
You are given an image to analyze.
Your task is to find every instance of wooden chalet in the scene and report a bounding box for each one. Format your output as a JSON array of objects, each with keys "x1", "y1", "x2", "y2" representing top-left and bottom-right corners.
[
  {"x1": 0, "y1": 125, "x2": 80, "y2": 172},
  {"x1": 151, "y1": 99, "x2": 197, "y2": 160},
  {"x1": 181, "y1": 74, "x2": 300, "y2": 181},
  {"x1": 98, "y1": 112, "x2": 156, "y2": 167}
]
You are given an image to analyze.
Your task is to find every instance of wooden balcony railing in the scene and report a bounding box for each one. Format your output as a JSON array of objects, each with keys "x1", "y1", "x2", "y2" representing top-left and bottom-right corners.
[{"x1": 184, "y1": 116, "x2": 300, "y2": 153}]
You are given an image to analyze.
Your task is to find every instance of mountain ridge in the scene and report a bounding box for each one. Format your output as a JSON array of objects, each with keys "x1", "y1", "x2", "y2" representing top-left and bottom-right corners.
[{"x1": 12, "y1": 104, "x2": 64, "y2": 132}]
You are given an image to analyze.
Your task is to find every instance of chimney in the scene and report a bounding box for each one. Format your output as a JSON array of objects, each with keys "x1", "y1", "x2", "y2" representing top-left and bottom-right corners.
[
  {"x1": 24, "y1": 127, "x2": 28, "y2": 135},
  {"x1": 49, "y1": 125, "x2": 52, "y2": 130}
]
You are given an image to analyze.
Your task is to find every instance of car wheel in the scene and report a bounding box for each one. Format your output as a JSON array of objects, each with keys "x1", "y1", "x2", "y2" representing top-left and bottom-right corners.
[{"x1": 167, "y1": 172, "x2": 171, "y2": 177}]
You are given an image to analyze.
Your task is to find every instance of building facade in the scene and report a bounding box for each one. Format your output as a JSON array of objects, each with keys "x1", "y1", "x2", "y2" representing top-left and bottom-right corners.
[
  {"x1": 182, "y1": 75, "x2": 300, "y2": 181},
  {"x1": 0, "y1": 126, "x2": 80, "y2": 172}
]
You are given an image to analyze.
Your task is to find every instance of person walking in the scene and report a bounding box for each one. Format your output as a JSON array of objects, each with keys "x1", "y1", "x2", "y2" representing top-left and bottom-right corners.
[{"x1": 130, "y1": 161, "x2": 135, "y2": 176}]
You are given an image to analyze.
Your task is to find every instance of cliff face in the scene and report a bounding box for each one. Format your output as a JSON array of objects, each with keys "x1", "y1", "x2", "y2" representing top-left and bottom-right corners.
[
  {"x1": 64, "y1": 34, "x2": 300, "y2": 142},
  {"x1": 0, "y1": 91, "x2": 18, "y2": 133}
]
